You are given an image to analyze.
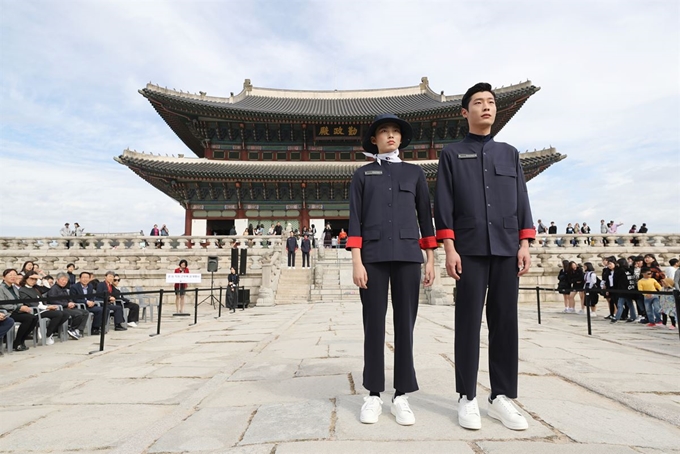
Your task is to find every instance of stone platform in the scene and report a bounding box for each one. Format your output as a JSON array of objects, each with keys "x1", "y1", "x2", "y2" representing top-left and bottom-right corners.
[{"x1": 1, "y1": 299, "x2": 679, "y2": 454}]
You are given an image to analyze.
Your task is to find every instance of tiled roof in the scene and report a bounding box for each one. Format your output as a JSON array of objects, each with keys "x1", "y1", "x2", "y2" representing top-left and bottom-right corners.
[
  {"x1": 140, "y1": 78, "x2": 539, "y2": 121},
  {"x1": 115, "y1": 148, "x2": 565, "y2": 183}
]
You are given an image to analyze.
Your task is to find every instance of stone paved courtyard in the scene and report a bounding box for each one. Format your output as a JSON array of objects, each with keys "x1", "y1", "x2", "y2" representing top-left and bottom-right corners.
[{"x1": 1, "y1": 299, "x2": 679, "y2": 454}]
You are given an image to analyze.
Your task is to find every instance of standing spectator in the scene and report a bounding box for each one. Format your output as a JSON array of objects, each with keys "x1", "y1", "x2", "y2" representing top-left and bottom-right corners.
[
  {"x1": 301, "y1": 233, "x2": 312, "y2": 268},
  {"x1": 286, "y1": 231, "x2": 298, "y2": 269},
  {"x1": 599, "y1": 220, "x2": 607, "y2": 234},
  {"x1": 66, "y1": 263, "x2": 77, "y2": 289},
  {"x1": 608, "y1": 221, "x2": 623, "y2": 233},
  {"x1": 20, "y1": 272, "x2": 68, "y2": 345},
  {"x1": 557, "y1": 260, "x2": 572, "y2": 313},
  {"x1": 660, "y1": 277, "x2": 677, "y2": 329},
  {"x1": 638, "y1": 223, "x2": 648, "y2": 233},
  {"x1": 338, "y1": 228, "x2": 348, "y2": 247},
  {"x1": 227, "y1": 267, "x2": 239, "y2": 313},
  {"x1": 229, "y1": 225, "x2": 237, "y2": 235},
  {"x1": 638, "y1": 268, "x2": 662, "y2": 326},
  {"x1": 150, "y1": 224, "x2": 161, "y2": 248},
  {"x1": 548, "y1": 222, "x2": 557, "y2": 234},
  {"x1": 311, "y1": 224, "x2": 318, "y2": 248},
  {"x1": 664, "y1": 259, "x2": 679, "y2": 287},
  {"x1": 643, "y1": 254, "x2": 666, "y2": 283},
  {"x1": 48, "y1": 272, "x2": 89, "y2": 339},
  {"x1": 323, "y1": 223, "x2": 333, "y2": 248},
  {"x1": 631, "y1": 256, "x2": 647, "y2": 322},
  {"x1": 582, "y1": 262, "x2": 599, "y2": 317},
  {"x1": 536, "y1": 220, "x2": 547, "y2": 234},
  {"x1": 610, "y1": 258, "x2": 637, "y2": 324},
  {"x1": 174, "y1": 260, "x2": 189, "y2": 315},
  {"x1": 73, "y1": 222, "x2": 84, "y2": 236},
  {"x1": 248, "y1": 223, "x2": 254, "y2": 236},
  {"x1": 274, "y1": 222, "x2": 283, "y2": 236},
  {"x1": 629, "y1": 224, "x2": 637, "y2": 233},
  {"x1": 581, "y1": 223, "x2": 590, "y2": 234},
  {"x1": 160, "y1": 224, "x2": 169, "y2": 236},
  {"x1": 0, "y1": 269, "x2": 37, "y2": 351},
  {"x1": 602, "y1": 256, "x2": 616, "y2": 319},
  {"x1": 60, "y1": 223, "x2": 72, "y2": 248},
  {"x1": 629, "y1": 224, "x2": 639, "y2": 246},
  {"x1": 569, "y1": 262, "x2": 586, "y2": 313}
]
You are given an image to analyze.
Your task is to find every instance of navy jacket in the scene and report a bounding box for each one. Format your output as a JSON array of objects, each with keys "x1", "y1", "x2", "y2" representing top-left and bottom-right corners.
[
  {"x1": 301, "y1": 238, "x2": 311, "y2": 253},
  {"x1": 346, "y1": 160, "x2": 436, "y2": 263},
  {"x1": 286, "y1": 236, "x2": 298, "y2": 251},
  {"x1": 70, "y1": 283, "x2": 95, "y2": 304},
  {"x1": 434, "y1": 135, "x2": 535, "y2": 256}
]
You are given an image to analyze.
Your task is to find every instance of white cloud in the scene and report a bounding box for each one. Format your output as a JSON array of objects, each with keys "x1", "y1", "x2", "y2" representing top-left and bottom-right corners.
[{"x1": 0, "y1": 0, "x2": 678, "y2": 237}]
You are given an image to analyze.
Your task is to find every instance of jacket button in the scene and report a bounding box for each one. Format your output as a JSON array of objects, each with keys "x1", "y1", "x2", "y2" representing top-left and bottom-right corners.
[
  {"x1": 388, "y1": 203, "x2": 392, "y2": 207},
  {"x1": 388, "y1": 237, "x2": 392, "y2": 240}
]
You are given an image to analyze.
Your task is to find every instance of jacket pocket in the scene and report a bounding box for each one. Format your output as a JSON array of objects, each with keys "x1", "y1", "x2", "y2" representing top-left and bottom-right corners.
[
  {"x1": 400, "y1": 228, "x2": 419, "y2": 239},
  {"x1": 363, "y1": 230, "x2": 381, "y2": 241},
  {"x1": 495, "y1": 164, "x2": 517, "y2": 177},
  {"x1": 454, "y1": 216, "x2": 476, "y2": 229},
  {"x1": 503, "y1": 216, "x2": 519, "y2": 229},
  {"x1": 399, "y1": 182, "x2": 416, "y2": 194}
]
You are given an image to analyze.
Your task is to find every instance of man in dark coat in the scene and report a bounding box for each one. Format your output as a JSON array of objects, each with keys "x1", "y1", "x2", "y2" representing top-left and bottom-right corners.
[
  {"x1": 285, "y1": 231, "x2": 298, "y2": 269},
  {"x1": 434, "y1": 82, "x2": 535, "y2": 431},
  {"x1": 300, "y1": 234, "x2": 312, "y2": 268},
  {"x1": 347, "y1": 113, "x2": 437, "y2": 426}
]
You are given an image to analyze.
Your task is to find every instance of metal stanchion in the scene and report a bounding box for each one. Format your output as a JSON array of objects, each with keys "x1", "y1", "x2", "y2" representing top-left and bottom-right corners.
[
  {"x1": 150, "y1": 289, "x2": 163, "y2": 337},
  {"x1": 535, "y1": 286, "x2": 541, "y2": 324},
  {"x1": 190, "y1": 288, "x2": 199, "y2": 326},
  {"x1": 217, "y1": 287, "x2": 223, "y2": 318},
  {"x1": 90, "y1": 297, "x2": 108, "y2": 354},
  {"x1": 585, "y1": 289, "x2": 592, "y2": 335}
]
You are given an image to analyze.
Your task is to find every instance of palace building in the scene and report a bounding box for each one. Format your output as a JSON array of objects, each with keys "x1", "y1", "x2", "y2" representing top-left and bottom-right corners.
[{"x1": 116, "y1": 77, "x2": 564, "y2": 236}]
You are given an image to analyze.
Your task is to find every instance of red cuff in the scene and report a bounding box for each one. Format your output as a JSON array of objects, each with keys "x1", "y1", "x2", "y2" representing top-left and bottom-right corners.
[
  {"x1": 519, "y1": 228, "x2": 536, "y2": 240},
  {"x1": 419, "y1": 236, "x2": 438, "y2": 249},
  {"x1": 436, "y1": 229, "x2": 455, "y2": 241},
  {"x1": 346, "y1": 236, "x2": 362, "y2": 249}
]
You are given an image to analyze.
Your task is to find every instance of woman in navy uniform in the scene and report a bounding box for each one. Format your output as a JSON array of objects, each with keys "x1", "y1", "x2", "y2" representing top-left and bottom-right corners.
[
  {"x1": 434, "y1": 83, "x2": 535, "y2": 431},
  {"x1": 346, "y1": 114, "x2": 437, "y2": 426},
  {"x1": 300, "y1": 234, "x2": 312, "y2": 268},
  {"x1": 286, "y1": 231, "x2": 298, "y2": 269}
]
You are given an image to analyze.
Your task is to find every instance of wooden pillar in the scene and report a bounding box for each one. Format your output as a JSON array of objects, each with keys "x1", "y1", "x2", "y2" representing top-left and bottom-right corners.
[
  {"x1": 184, "y1": 208, "x2": 193, "y2": 236},
  {"x1": 301, "y1": 208, "x2": 310, "y2": 230}
]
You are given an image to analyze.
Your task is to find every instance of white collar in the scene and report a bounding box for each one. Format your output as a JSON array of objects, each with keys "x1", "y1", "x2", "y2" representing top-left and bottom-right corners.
[{"x1": 362, "y1": 149, "x2": 402, "y2": 165}]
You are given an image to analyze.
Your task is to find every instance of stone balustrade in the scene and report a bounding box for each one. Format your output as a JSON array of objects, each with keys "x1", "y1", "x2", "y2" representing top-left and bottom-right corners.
[{"x1": 1, "y1": 233, "x2": 678, "y2": 307}]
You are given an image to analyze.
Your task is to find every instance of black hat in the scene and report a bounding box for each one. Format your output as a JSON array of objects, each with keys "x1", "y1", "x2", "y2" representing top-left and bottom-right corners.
[{"x1": 362, "y1": 114, "x2": 413, "y2": 154}]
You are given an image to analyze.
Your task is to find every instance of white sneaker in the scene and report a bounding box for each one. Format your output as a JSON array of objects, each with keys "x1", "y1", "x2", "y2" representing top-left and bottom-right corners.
[
  {"x1": 127, "y1": 322, "x2": 137, "y2": 328},
  {"x1": 488, "y1": 395, "x2": 528, "y2": 430},
  {"x1": 590, "y1": 311, "x2": 597, "y2": 318},
  {"x1": 567, "y1": 308, "x2": 575, "y2": 313},
  {"x1": 578, "y1": 309, "x2": 584, "y2": 315},
  {"x1": 46, "y1": 335, "x2": 54, "y2": 346},
  {"x1": 391, "y1": 395, "x2": 415, "y2": 426},
  {"x1": 360, "y1": 395, "x2": 383, "y2": 424},
  {"x1": 457, "y1": 396, "x2": 481, "y2": 430},
  {"x1": 560, "y1": 308, "x2": 569, "y2": 313}
]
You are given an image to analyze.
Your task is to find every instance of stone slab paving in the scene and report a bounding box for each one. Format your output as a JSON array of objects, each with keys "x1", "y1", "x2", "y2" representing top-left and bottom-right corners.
[{"x1": 0, "y1": 300, "x2": 678, "y2": 453}]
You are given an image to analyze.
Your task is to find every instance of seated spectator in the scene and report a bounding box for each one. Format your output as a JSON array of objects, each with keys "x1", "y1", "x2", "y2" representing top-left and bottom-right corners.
[
  {"x1": 95, "y1": 272, "x2": 127, "y2": 331},
  {"x1": 112, "y1": 274, "x2": 139, "y2": 327},
  {"x1": 19, "y1": 272, "x2": 68, "y2": 345},
  {"x1": 70, "y1": 272, "x2": 104, "y2": 335},
  {"x1": 37, "y1": 275, "x2": 54, "y2": 294},
  {"x1": 0, "y1": 269, "x2": 38, "y2": 351},
  {"x1": 47, "y1": 272, "x2": 89, "y2": 339},
  {"x1": 0, "y1": 310, "x2": 14, "y2": 356}
]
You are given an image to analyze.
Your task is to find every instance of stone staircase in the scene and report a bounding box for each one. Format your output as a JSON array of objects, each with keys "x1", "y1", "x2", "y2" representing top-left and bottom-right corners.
[{"x1": 274, "y1": 257, "x2": 312, "y2": 304}]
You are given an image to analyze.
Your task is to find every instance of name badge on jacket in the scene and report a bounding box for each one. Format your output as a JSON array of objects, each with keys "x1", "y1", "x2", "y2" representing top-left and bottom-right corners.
[
  {"x1": 458, "y1": 153, "x2": 477, "y2": 159},
  {"x1": 365, "y1": 170, "x2": 383, "y2": 176}
]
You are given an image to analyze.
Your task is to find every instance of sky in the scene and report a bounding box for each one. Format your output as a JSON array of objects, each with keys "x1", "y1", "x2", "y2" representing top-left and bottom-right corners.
[{"x1": 0, "y1": 0, "x2": 678, "y2": 237}]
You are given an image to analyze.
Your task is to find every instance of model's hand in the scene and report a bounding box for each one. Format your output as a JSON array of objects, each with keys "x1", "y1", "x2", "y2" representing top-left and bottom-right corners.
[
  {"x1": 353, "y1": 263, "x2": 368, "y2": 289},
  {"x1": 444, "y1": 251, "x2": 462, "y2": 280},
  {"x1": 423, "y1": 261, "x2": 435, "y2": 287},
  {"x1": 517, "y1": 244, "x2": 531, "y2": 277}
]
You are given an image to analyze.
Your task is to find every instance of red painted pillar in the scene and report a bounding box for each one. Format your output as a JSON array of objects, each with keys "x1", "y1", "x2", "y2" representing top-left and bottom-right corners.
[{"x1": 184, "y1": 208, "x2": 193, "y2": 236}]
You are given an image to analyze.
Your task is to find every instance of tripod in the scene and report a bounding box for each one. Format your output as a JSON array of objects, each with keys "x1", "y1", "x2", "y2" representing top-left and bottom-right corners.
[{"x1": 199, "y1": 271, "x2": 222, "y2": 308}]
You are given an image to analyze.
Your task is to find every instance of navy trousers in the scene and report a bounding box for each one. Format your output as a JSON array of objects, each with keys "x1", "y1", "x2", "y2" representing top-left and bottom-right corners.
[
  {"x1": 360, "y1": 261, "x2": 421, "y2": 393},
  {"x1": 455, "y1": 255, "x2": 519, "y2": 400}
]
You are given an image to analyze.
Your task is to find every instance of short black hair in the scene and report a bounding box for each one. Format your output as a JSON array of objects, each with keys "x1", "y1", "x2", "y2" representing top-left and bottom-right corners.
[
  {"x1": 461, "y1": 82, "x2": 495, "y2": 111},
  {"x1": 67, "y1": 263, "x2": 75, "y2": 269},
  {"x1": 2, "y1": 268, "x2": 17, "y2": 277},
  {"x1": 669, "y1": 258, "x2": 679, "y2": 267},
  {"x1": 640, "y1": 267, "x2": 651, "y2": 274},
  {"x1": 179, "y1": 259, "x2": 188, "y2": 267},
  {"x1": 79, "y1": 271, "x2": 90, "y2": 278}
]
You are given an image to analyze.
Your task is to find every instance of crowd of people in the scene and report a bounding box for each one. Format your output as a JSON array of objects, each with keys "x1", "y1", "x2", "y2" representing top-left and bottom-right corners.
[
  {"x1": 556, "y1": 254, "x2": 679, "y2": 329},
  {"x1": 1, "y1": 261, "x2": 140, "y2": 354}
]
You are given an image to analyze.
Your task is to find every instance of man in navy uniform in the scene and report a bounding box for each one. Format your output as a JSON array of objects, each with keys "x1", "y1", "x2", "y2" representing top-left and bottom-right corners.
[
  {"x1": 347, "y1": 114, "x2": 437, "y2": 426},
  {"x1": 434, "y1": 82, "x2": 535, "y2": 431},
  {"x1": 286, "y1": 231, "x2": 298, "y2": 269},
  {"x1": 300, "y1": 233, "x2": 312, "y2": 268}
]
